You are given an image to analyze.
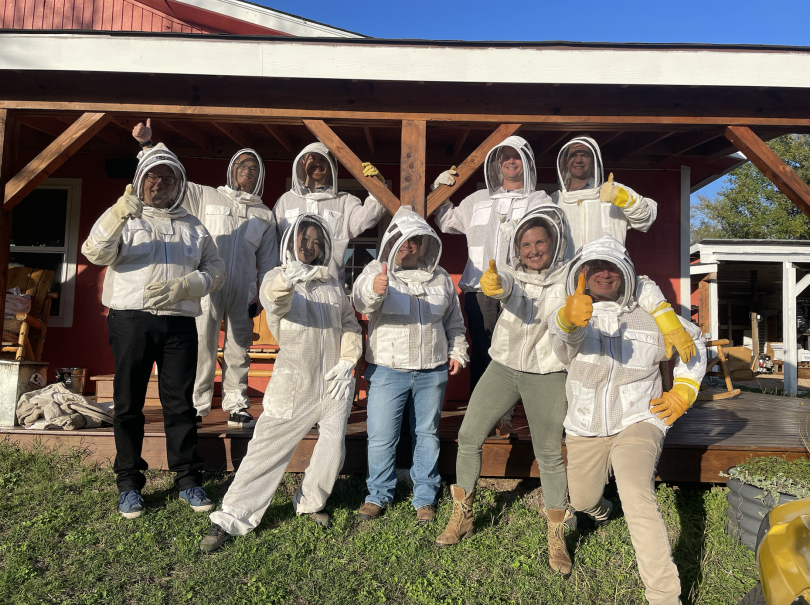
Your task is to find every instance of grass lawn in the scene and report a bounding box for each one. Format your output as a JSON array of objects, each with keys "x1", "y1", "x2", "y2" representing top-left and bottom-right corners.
[{"x1": 0, "y1": 439, "x2": 757, "y2": 605}]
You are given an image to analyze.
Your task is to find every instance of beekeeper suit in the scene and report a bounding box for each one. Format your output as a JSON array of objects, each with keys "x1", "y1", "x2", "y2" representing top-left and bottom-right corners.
[
  {"x1": 436, "y1": 205, "x2": 573, "y2": 573},
  {"x1": 549, "y1": 234, "x2": 707, "y2": 605},
  {"x1": 135, "y1": 134, "x2": 278, "y2": 427},
  {"x1": 202, "y1": 213, "x2": 362, "y2": 549},
  {"x1": 352, "y1": 206, "x2": 468, "y2": 520},
  {"x1": 433, "y1": 136, "x2": 551, "y2": 434},
  {"x1": 273, "y1": 142, "x2": 386, "y2": 287},
  {"x1": 552, "y1": 136, "x2": 697, "y2": 365},
  {"x1": 552, "y1": 136, "x2": 657, "y2": 255},
  {"x1": 82, "y1": 147, "x2": 225, "y2": 516}
]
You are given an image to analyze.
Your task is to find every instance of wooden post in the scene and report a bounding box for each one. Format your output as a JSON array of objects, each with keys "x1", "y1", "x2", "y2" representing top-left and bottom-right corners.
[
  {"x1": 698, "y1": 278, "x2": 711, "y2": 336},
  {"x1": 783, "y1": 260, "x2": 798, "y2": 397},
  {"x1": 0, "y1": 109, "x2": 19, "y2": 324},
  {"x1": 302, "y1": 119, "x2": 401, "y2": 216},
  {"x1": 724, "y1": 126, "x2": 810, "y2": 220},
  {"x1": 426, "y1": 124, "x2": 522, "y2": 216},
  {"x1": 4, "y1": 112, "x2": 110, "y2": 209},
  {"x1": 400, "y1": 120, "x2": 426, "y2": 216}
]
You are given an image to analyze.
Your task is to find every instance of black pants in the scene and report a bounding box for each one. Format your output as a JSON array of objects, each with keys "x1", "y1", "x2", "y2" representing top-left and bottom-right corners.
[{"x1": 108, "y1": 310, "x2": 203, "y2": 493}]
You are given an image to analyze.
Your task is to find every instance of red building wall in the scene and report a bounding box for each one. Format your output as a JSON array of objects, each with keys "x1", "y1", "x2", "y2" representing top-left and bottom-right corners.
[{"x1": 28, "y1": 152, "x2": 685, "y2": 402}]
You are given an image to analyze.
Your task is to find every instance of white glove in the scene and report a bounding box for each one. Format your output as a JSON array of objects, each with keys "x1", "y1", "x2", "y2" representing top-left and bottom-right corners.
[
  {"x1": 431, "y1": 167, "x2": 458, "y2": 191},
  {"x1": 145, "y1": 277, "x2": 190, "y2": 309},
  {"x1": 499, "y1": 215, "x2": 516, "y2": 243},
  {"x1": 324, "y1": 359, "x2": 355, "y2": 401},
  {"x1": 111, "y1": 184, "x2": 143, "y2": 221},
  {"x1": 283, "y1": 251, "x2": 321, "y2": 286}
]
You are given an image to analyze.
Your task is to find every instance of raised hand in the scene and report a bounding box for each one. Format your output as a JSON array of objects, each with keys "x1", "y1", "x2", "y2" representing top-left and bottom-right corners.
[
  {"x1": 373, "y1": 263, "x2": 389, "y2": 295},
  {"x1": 564, "y1": 273, "x2": 593, "y2": 328},
  {"x1": 132, "y1": 118, "x2": 152, "y2": 144},
  {"x1": 480, "y1": 259, "x2": 504, "y2": 297}
]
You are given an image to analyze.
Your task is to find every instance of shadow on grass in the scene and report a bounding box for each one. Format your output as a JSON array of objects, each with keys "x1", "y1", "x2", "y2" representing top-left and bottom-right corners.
[{"x1": 672, "y1": 484, "x2": 708, "y2": 605}]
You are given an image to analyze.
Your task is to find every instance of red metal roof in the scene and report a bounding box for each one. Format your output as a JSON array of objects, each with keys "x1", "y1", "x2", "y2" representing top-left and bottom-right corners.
[{"x1": 0, "y1": 0, "x2": 219, "y2": 33}]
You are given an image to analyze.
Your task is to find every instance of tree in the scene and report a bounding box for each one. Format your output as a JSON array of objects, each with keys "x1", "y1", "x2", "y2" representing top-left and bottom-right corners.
[{"x1": 690, "y1": 134, "x2": 810, "y2": 243}]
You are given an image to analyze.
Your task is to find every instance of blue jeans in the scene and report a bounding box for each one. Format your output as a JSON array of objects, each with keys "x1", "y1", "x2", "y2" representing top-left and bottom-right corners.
[{"x1": 364, "y1": 363, "x2": 449, "y2": 510}]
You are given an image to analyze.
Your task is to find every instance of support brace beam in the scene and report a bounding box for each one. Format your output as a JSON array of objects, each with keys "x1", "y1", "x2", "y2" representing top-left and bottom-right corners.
[
  {"x1": 427, "y1": 123, "x2": 522, "y2": 216},
  {"x1": 4, "y1": 112, "x2": 110, "y2": 209},
  {"x1": 400, "y1": 120, "x2": 426, "y2": 216},
  {"x1": 798, "y1": 272, "x2": 810, "y2": 297},
  {"x1": 263, "y1": 124, "x2": 295, "y2": 154},
  {"x1": 0, "y1": 109, "x2": 20, "y2": 323},
  {"x1": 302, "y1": 119, "x2": 401, "y2": 216},
  {"x1": 724, "y1": 125, "x2": 810, "y2": 220}
]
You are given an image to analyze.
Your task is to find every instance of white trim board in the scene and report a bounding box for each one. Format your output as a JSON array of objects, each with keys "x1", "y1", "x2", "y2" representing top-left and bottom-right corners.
[{"x1": 3, "y1": 34, "x2": 810, "y2": 88}]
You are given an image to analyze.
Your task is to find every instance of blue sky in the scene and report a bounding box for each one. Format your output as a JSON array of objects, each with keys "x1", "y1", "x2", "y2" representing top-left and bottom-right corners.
[
  {"x1": 259, "y1": 0, "x2": 810, "y2": 46},
  {"x1": 256, "y1": 0, "x2": 808, "y2": 203}
]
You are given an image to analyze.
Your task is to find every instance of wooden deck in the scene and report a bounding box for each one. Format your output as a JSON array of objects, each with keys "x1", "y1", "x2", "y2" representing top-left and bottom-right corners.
[{"x1": 2, "y1": 389, "x2": 808, "y2": 483}]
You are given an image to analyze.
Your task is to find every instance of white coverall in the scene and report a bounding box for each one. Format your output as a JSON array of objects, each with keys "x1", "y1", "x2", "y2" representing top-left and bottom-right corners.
[
  {"x1": 433, "y1": 135, "x2": 552, "y2": 293},
  {"x1": 273, "y1": 142, "x2": 386, "y2": 287},
  {"x1": 548, "y1": 235, "x2": 707, "y2": 605},
  {"x1": 353, "y1": 205, "x2": 469, "y2": 370},
  {"x1": 551, "y1": 136, "x2": 658, "y2": 259},
  {"x1": 139, "y1": 144, "x2": 279, "y2": 416},
  {"x1": 210, "y1": 213, "x2": 362, "y2": 535}
]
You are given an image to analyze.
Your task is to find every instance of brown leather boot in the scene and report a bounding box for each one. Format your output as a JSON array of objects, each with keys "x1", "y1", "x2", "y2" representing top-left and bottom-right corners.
[
  {"x1": 544, "y1": 508, "x2": 573, "y2": 574},
  {"x1": 435, "y1": 485, "x2": 475, "y2": 547}
]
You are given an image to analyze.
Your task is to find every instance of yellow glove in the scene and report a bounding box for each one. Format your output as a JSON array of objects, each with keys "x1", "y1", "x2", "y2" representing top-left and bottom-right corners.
[
  {"x1": 560, "y1": 273, "x2": 593, "y2": 329},
  {"x1": 480, "y1": 260, "x2": 503, "y2": 297},
  {"x1": 653, "y1": 302, "x2": 696, "y2": 362},
  {"x1": 599, "y1": 173, "x2": 636, "y2": 208},
  {"x1": 650, "y1": 384, "x2": 695, "y2": 425},
  {"x1": 362, "y1": 162, "x2": 384, "y2": 183}
]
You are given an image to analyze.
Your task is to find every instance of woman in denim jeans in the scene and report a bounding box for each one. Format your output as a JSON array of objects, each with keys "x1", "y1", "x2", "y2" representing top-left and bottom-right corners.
[{"x1": 352, "y1": 206, "x2": 469, "y2": 523}]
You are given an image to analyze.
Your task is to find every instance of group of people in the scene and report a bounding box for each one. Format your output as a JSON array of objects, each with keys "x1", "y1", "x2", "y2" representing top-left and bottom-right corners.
[{"x1": 80, "y1": 120, "x2": 706, "y2": 605}]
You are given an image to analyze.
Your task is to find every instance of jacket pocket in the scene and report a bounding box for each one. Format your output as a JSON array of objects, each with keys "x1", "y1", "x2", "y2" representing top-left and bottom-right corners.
[
  {"x1": 424, "y1": 286, "x2": 449, "y2": 317},
  {"x1": 204, "y1": 205, "x2": 232, "y2": 236},
  {"x1": 381, "y1": 285, "x2": 411, "y2": 315},
  {"x1": 568, "y1": 380, "x2": 596, "y2": 430},
  {"x1": 374, "y1": 324, "x2": 409, "y2": 367},
  {"x1": 468, "y1": 246, "x2": 484, "y2": 273},
  {"x1": 323, "y1": 209, "x2": 343, "y2": 238},
  {"x1": 263, "y1": 367, "x2": 298, "y2": 420},
  {"x1": 121, "y1": 220, "x2": 153, "y2": 259},
  {"x1": 280, "y1": 291, "x2": 307, "y2": 331},
  {"x1": 510, "y1": 199, "x2": 529, "y2": 221},
  {"x1": 470, "y1": 201, "x2": 492, "y2": 227},
  {"x1": 619, "y1": 381, "x2": 656, "y2": 426},
  {"x1": 621, "y1": 329, "x2": 659, "y2": 369},
  {"x1": 181, "y1": 227, "x2": 204, "y2": 264}
]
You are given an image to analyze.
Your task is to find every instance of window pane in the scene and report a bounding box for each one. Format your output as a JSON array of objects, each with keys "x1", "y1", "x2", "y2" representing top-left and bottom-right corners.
[
  {"x1": 343, "y1": 240, "x2": 377, "y2": 293},
  {"x1": 11, "y1": 188, "x2": 68, "y2": 247},
  {"x1": 8, "y1": 252, "x2": 64, "y2": 316}
]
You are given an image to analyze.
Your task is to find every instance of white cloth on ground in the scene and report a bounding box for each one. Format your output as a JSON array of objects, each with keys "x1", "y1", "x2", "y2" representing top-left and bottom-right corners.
[{"x1": 17, "y1": 383, "x2": 114, "y2": 430}]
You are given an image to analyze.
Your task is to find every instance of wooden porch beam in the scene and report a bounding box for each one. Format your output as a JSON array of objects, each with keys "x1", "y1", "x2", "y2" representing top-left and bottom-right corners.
[
  {"x1": 724, "y1": 125, "x2": 810, "y2": 220},
  {"x1": 4, "y1": 112, "x2": 111, "y2": 209},
  {"x1": 400, "y1": 120, "x2": 426, "y2": 216},
  {"x1": 0, "y1": 109, "x2": 20, "y2": 323},
  {"x1": 161, "y1": 120, "x2": 215, "y2": 153},
  {"x1": 7, "y1": 101, "x2": 810, "y2": 129},
  {"x1": 212, "y1": 122, "x2": 252, "y2": 149},
  {"x1": 451, "y1": 129, "x2": 469, "y2": 159},
  {"x1": 427, "y1": 123, "x2": 522, "y2": 216},
  {"x1": 363, "y1": 126, "x2": 375, "y2": 155},
  {"x1": 263, "y1": 124, "x2": 295, "y2": 154},
  {"x1": 537, "y1": 131, "x2": 572, "y2": 157},
  {"x1": 54, "y1": 115, "x2": 130, "y2": 148},
  {"x1": 302, "y1": 119, "x2": 401, "y2": 216}
]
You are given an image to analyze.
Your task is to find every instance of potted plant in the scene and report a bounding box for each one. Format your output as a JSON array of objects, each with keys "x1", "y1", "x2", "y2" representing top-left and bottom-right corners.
[{"x1": 724, "y1": 456, "x2": 810, "y2": 550}]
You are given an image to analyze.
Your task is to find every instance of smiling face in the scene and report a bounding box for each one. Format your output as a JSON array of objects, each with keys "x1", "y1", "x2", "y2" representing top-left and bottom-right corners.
[
  {"x1": 565, "y1": 144, "x2": 594, "y2": 188},
  {"x1": 302, "y1": 152, "x2": 331, "y2": 188},
  {"x1": 141, "y1": 164, "x2": 178, "y2": 209},
  {"x1": 583, "y1": 260, "x2": 623, "y2": 302},
  {"x1": 518, "y1": 225, "x2": 553, "y2": 271},
  {"x1": 396, "y1": 236, "x2": 423, "y2": 269},
  {"x1": 499, "y1": 146, "x2": 524, "y2": 188},
  {"x1": 295, "y1": 225, "x2": 323, "y2": 265},
  {"x1": 232, "y1": 153, "x2": 259, "y2": 193}
]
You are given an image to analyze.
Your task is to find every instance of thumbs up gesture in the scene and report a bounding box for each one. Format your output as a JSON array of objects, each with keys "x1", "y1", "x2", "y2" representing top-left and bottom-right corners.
[
  {"x1": 564, "y1": 273, "x2": 593, "y2": 328},
  {"x1": 132, "y1": 118, "x2": 153, "y2": 145},
  {"x1": 373, "y1": 263, "x2": 389, "y2": 295},
  {"x1": 600, "y1": 172, "x2": 634, "y2": 208},
  {"x1": 480, "y1": 259, "x2": 504, "y2": 297}
]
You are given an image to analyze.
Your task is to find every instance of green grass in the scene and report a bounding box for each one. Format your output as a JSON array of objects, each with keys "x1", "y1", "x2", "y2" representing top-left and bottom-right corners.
[
  {"x1": 730, "y1": 455, "x2": 810, "y2": 500},
  {"x1": 0, "y1": 438, "x2": 757, "y2": 605}
]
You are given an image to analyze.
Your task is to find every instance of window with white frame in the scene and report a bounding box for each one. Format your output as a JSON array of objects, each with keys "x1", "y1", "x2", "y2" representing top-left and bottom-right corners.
[{"x1": 8, "y1": 179, "x2": 82, "y2": 328}]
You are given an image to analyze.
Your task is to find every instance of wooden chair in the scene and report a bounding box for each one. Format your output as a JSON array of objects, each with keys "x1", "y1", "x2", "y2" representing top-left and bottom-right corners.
[
  {"x1": 697, "y1": 339, "x2": 742, "y2": 401},
  {"x1": 2, "y1": 267, "x2": 58, "y2": 362},
  {"x1": 215, "y1": 309, "x2": 279, "y2": 379}
]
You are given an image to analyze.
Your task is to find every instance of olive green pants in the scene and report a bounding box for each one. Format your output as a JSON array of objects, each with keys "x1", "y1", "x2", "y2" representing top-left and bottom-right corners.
[{"x1": 455, "y1": 361, "x2": 568, "y2": 510}]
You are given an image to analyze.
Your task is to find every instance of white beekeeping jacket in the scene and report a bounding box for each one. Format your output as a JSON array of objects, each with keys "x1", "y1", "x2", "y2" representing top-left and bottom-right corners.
[
  {"x1": 353, "y1": 206, "x2": 468, "y2": 371},
  {"x1": 551, "y1": 136, "x2": 657, "y2": 260},
  {"x1": 549, "y1": 235, "x2": 707, "y2": 437}
]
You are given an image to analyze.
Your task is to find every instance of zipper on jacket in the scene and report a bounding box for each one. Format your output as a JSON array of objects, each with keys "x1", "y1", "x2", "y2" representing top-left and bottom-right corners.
[
  {"x1": 603, "y1": 335, "x2": 616, "y2": 435},
  {"x1": 519, "y1": 298, "x2": 534, "y2": 373},
  {"x1": 313, "y1": 284, "x2": 327, "y2": 399},
  {"x1": 416, "y1": 294, "x2": 423, "y2": 368}
]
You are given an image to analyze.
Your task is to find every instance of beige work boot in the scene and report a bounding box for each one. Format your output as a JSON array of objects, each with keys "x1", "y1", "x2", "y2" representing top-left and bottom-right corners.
[
  {"x1": 544, "y1": 508, "x2": 573, "y2": 574},
  {"x1": 435, "y1": 485, "x2": 475, "y2": 547}
]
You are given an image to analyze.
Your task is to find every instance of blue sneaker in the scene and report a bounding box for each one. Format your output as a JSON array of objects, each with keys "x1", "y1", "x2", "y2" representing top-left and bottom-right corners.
[
  {"x1": 179, "y1": 486, "x2": 215, "y2": 512},
  {"x1": 118, "y1": 490, "x2": 145, "y2": 519}
]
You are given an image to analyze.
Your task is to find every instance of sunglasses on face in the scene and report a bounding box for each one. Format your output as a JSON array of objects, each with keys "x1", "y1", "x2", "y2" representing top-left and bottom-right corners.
[{"x1": 145, "y1": 173, "x2": 177, "y2": 185}]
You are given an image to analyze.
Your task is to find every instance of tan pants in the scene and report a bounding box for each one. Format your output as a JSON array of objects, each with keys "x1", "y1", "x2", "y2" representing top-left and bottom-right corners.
[{"x1": 566, "y1": 422, "x2": 681, "y2": 605}]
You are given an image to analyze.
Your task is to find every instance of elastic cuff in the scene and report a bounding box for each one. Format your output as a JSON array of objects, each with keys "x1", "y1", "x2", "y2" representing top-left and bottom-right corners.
[
  {"x1": 185, "y1": 271, "x2": 207, "y2": 298},
  {"x1": 653, "y1": 306, "x2": 682, "y2": 334},
  {"x1": 556, "y1": 307, "x2": 577, "y2": 333}
]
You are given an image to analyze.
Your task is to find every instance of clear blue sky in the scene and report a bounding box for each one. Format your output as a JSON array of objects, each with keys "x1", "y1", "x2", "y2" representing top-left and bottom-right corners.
[{"x1": 259, "y1": 0, "x2": 810, "y2": 46}]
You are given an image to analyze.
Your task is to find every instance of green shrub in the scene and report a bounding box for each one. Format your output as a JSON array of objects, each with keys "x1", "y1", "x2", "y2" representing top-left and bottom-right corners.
[{"x1": 725, "y1": 456, "x2": 810, "y2": 501}]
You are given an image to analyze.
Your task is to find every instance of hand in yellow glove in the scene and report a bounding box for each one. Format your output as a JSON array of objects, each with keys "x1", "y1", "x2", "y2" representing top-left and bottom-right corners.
[
  {"x1": 653, "y1": 302, "x2": 697, "y2": 362},
  {"x1": 480, "y1": 259, "x2": 503, "y2": 297},
  {"x1": 362, "y1": 162, "x2": 384, "y2": 183},
  {"x1": 650, "y1": 384, "x2": 695, "y2": 425},
  {"x1": 558, "y1": 273, "x2": 593, "y2": 330},
  {"x1": 599, "y1": 173, "x2": 636, "y2": 208}
]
